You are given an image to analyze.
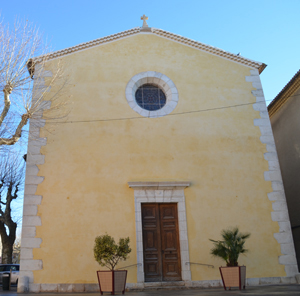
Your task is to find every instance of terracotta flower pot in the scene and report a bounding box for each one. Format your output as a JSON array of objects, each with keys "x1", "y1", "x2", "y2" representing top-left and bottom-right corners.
[
  {"x1": 97, "y1": 270, "x2": 127, "y2": 295},
  {"x1": 219, "y1": 266, "x2": 246, "y2": 290}
]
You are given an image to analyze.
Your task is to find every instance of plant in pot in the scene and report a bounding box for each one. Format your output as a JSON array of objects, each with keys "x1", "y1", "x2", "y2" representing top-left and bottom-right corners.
[
  {"x1": 94, "y1": 234, "x2": 132, "y2": 295},
  {"x1": 209, "y1": 227, "x2": 250, "y2": 291}
]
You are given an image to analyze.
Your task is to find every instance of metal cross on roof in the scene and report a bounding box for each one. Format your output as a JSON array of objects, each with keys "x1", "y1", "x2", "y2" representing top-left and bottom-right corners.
[{"x1": 141, "y1": 14, "x2": 149, "y2": 27}]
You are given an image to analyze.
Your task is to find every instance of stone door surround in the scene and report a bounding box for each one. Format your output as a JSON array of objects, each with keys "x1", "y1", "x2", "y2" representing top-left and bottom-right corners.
[{"x1": 128, "y1": 181, "x2": 191, "y2": 283}]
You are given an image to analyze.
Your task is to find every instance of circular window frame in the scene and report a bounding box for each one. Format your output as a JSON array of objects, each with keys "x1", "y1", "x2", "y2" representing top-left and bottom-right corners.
[{"x1": 125, "y1": 71, "x2": 178, "y2": 118}]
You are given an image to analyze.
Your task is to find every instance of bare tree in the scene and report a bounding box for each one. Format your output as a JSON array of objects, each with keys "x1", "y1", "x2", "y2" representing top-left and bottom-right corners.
[
  {"x1": 0, "y1": 18, "x2": 69, "y2": 147},
  {"x1": 0, "y1": 153, "x2": 25, "y2": 263}
]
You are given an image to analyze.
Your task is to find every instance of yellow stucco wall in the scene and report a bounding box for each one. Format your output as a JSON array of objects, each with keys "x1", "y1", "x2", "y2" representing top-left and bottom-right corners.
[{"x1": 32, "y1": 33, "x2": 284, "y2": 284}]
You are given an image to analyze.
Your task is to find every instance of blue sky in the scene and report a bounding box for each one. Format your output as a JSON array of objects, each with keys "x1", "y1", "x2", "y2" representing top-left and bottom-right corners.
[{"x1": 1, "y1": 0, "x2": 300, "y2": 104}]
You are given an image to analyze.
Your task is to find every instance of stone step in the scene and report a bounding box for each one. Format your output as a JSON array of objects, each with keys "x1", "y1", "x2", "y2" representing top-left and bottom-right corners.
[
  {"x1": 144, "y1": 281, "x2": 185, "y2": 287},
  {"x1": 144, "y1": 286, "x2": 188, "y2": 291},
  {"x1": 144, "y1": 281, "x2": 187, "y2": 290}
]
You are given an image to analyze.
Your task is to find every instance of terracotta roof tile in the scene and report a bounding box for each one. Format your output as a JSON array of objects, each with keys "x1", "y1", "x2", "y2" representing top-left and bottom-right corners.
[{"x1": 35, "y1": 27, "x2": 266, "y2": 73}]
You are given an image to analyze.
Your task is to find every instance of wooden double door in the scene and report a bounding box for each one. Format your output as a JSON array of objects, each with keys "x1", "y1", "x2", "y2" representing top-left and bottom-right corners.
[{"x1": 142, "y1": 203, "x2": 181, "y2": 282}]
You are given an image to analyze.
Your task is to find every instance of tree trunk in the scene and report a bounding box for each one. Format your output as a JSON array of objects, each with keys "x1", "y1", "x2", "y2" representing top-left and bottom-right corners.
[
  {"x1": 0, "y1": 221, "x2": 16, "y2": 264},
  {"x1": 2, "y1": 241, "x2": 14, "y2": 264}
]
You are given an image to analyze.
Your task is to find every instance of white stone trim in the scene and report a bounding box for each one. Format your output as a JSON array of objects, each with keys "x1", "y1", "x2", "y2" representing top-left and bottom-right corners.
[
  {"x1": 18, "y1": 66, "x2": 51, "y2": 293},
  {"x1": 128, "y1": 181, "x2": 192, "y2": 283},
  {"x1": 246, "y1": 69, "x2": 298, "y2": 276},
  {"x1": 125, "y1": 72, "x2": 179, "y2": 118}
]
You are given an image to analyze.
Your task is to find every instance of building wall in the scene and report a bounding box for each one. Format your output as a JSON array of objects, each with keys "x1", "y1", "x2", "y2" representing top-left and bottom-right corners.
[
  {"x1": 24, "y1": 33, "x2": 286, "y2": 286},
  {"x1": 270, "y1": 87, "x2": 300, "y2": 271}
]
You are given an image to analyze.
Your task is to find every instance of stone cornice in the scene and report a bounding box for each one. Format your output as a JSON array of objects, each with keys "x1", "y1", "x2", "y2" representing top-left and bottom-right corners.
[
  {"x1": 34, "y1": 27, "x2": 266, "y2": 73},
  {"x1": 128, "y1": 181, "x2": 190, "y2": 190},
  {"x1": 268, "y1": 69, "x2": 300, "y2": 118}
]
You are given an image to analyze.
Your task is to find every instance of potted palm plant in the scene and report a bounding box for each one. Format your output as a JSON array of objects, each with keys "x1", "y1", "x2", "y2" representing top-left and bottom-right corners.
[
  {"x1": 94, "y1": 234, "x2": 131, "y2": 295},
  {"x1": 209, "y1": 227, "x2": 250, "y2": 291}
]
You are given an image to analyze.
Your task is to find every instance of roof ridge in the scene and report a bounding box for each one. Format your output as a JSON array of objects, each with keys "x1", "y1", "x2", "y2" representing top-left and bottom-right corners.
[{"x1": 35, "y1": 27, "x2": 266, "y2": 73}]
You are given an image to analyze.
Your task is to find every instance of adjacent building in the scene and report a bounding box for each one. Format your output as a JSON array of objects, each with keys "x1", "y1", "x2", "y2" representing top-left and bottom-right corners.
[{"x1": 268, "y1": 69, "x2": 300, "y2": 272}]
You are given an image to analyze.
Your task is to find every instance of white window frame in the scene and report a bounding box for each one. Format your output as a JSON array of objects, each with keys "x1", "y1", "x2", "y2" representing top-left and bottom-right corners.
[{"x1": 125, "y1": 72, "x2": 179, "y2": 118}]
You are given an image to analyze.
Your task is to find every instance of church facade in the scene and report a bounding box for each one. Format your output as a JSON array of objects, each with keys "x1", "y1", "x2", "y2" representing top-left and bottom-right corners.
[{"x1": 19, "y1": 19, "x2": 298, "y2": 292}]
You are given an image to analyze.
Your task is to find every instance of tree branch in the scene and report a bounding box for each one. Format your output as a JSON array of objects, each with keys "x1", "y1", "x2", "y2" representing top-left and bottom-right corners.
[
  {"x1": 0, "y1": 112, "x2": 30, "y2": 145},
  {"x1": 0, "y1": 18, "x2": 70, "y2": 147},
  {"x1": 0, "y1": 84, "x2": 12, "y2": 126}
]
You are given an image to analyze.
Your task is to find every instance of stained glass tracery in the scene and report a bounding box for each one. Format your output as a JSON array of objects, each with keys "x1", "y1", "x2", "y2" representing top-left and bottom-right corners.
[{"x1": 135, "y1": 84, "x2": 166, "y2": 111}]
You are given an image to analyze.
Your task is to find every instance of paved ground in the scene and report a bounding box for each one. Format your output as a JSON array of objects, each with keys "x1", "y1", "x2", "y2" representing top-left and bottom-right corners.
[{"x1": 1, "y1": 285, "x2": 300, "y2": 296}]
